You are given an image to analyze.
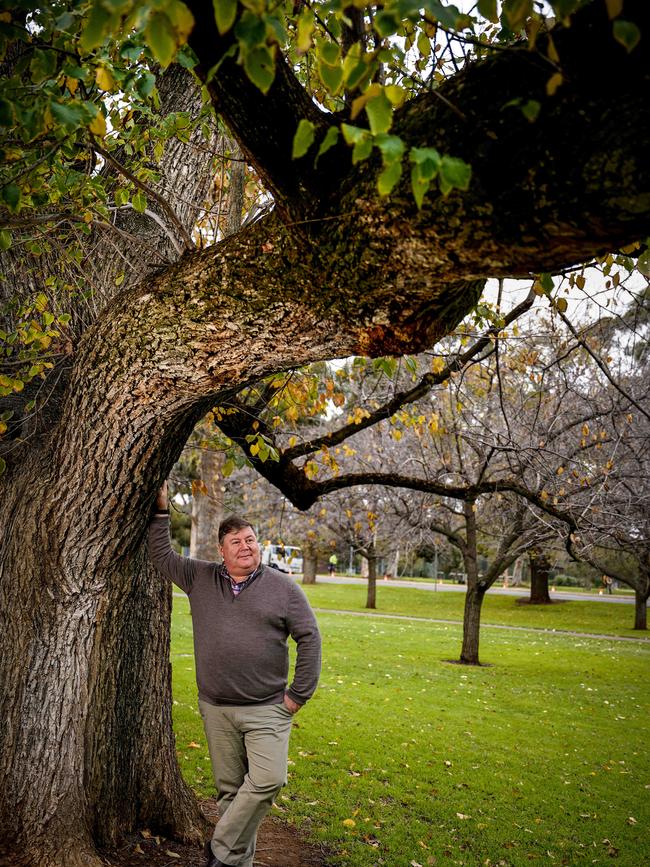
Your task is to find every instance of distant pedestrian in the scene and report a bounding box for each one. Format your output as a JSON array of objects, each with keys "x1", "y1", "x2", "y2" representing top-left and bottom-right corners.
[
  {"x1": 602, "y1": 575, "x2": 613, "y2": 595},
  {"x1": 328, "y1": 552, "x2": 338, "y2": 576}
]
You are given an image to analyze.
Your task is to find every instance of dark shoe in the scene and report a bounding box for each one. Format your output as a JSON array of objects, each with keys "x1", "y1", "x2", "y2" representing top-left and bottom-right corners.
[{"x1": 204, "y1": 839, "x2": 236, "y2": 867}]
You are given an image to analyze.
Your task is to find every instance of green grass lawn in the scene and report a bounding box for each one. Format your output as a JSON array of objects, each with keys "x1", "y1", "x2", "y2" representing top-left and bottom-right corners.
[
  {"x1": 171, "y1": 593, "x2": 650, "y2": 866},
  {"x1": 301, "y1": 582, "x2": 644, "y2": 638}
]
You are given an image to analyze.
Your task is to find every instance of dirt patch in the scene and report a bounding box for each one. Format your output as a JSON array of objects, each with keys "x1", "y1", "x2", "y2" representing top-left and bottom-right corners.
[{"x1": 100, "y1": 799, "x2": 332, "y2": 867}]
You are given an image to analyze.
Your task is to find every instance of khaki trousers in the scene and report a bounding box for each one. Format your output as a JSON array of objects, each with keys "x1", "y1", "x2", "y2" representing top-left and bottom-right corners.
[{"x1": 199, "y1": 700, "x2": 294, "y2": 867}]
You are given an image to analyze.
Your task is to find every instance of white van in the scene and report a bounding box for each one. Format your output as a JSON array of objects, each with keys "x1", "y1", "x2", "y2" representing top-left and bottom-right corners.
[{"x1": 261, "y1": 543, "x2": 303, "y2": 575}]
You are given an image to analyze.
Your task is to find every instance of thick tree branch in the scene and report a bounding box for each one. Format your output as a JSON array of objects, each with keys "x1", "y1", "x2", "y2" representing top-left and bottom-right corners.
[
  {"x1": 281, "y1": 289, "x2": 536, "y2": 461},
  {"x1": 185, "y1": 1, "x2": 340, "y2": 217}
]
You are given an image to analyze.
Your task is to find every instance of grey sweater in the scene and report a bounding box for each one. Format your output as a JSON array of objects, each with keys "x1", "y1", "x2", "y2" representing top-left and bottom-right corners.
[{"x1": 148, "y1": 516, "x2": 321, "y2": 707}]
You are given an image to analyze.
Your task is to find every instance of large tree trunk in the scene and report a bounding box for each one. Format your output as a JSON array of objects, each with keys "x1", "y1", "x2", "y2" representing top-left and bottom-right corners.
[
  {"x1": 459, "y1": 501, "x2": 484, "y2": 664},
  {"x1": 365, "y1": 547, "x2": 378, "y2": 610},
  {"x1": 459, "y1": 584, "x2": 487, "y2": 666},
  {"x1": 634, "y1": 586, "x2": 648, "y2": 631},
  {"x1": 0, "y1": 457, "x2": 207, "y2": 867},
  {"x1": 528, "y1": 549, "x2": 553, "y2": 605},
  {"x1": 301, "y1": 540, "x2": 318, "y2": 585}
]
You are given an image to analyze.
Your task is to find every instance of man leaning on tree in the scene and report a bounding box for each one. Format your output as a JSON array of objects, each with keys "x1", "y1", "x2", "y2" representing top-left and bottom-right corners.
[{"x1": 149, "y1": 482, "x2": 322, "y2": 867}]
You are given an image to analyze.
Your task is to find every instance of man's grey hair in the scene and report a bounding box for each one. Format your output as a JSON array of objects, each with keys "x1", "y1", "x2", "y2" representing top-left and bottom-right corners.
[{"x1": 218, "y1": 515, "x2": 255, "y2": 546}]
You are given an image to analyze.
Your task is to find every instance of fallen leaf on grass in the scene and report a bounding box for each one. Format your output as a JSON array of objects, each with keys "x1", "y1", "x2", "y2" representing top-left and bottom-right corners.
[
  {"x1": 164, "y1": 851, "x2": 180, "y2": 859},
  {"x1": 456, "y1": 813, "x2": 471, "y2": 820},
  {"x1": 627, "y1": 817, "x2": 637, "y2": 825},
  {"x1": 133, "y1": 844, "x2": 144, "y2": 854},
  {"x1": 187, "y1": 741, "x2": 201, "y2": 748},
  {"x1": 343, "y1": 818, "x2": 356, "y2": 828}
]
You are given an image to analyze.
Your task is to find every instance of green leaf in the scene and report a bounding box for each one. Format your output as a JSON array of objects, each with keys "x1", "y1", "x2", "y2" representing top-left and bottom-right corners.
[
  {"x1": 410, "y1": 168, "x2": 430, "y2": 210},
  {"x1": 341, "y1": 123, "x2": 366, "y2": 146},
  {"x1": 502, "y1": 0, "x2": 533, "y2": 31},
  {"x1": 146, "y1": 12, "x2": 177, "y2": 68},
  {"x1": 439, "y1": 155, "x2": 471, "y2": 195},
  {"x1": 352, "y1": 136, "x2": 373, "y2": 165},
  {"x1": 214, "y1": 0, "x2": 237, "y2": 35},
  {"x1": 365, "y1": 91, "x2": 392, "y2": 135},
  {"x1": 374, "y1": 11, "x2": 400, "y2": 37},
  {"x1": 0, "y1": 230, "x2": 11, "y2": 250},
  {"x1": 377, "y1": 160, "x2": 402, "y2": 196},
  {"x1": 136, "y1": 71, "x2": 156, "y2": 99},
  {"x1": 343, "y1": 58, "x2": 370, "y2": 92},
  {"x1": 30, "y1": 48, "x2": 57, "y2": 84},
  {"x1": 292, "y1": 119, "x2": 315, "y2": 159},
  {"x1": 478, "y1": 0, "x2": 499, "y2": 23},
  {"x1": 132, "y1": 190, "x2": 147, "y2": 213},
  {"x1": 613, "y1": 20, "x2": 641, "y2": 53},
  {"x1": 521, "y1": 99, "x2": 541, "y2": 122},
  {"x1": 0, "y1": 97, "x2": 14, "y2": 126},
  {"x1": 235, "y1": 11, "x2": 266, "y2": 50},
  {"x1": 539, "y1": 272, "x2": 554, "y2": 292},
  {"x1": 243, "y1": 45, "x2": 276, "y2": 94},
  {"x1": 79, "y1": 1, "x2": 112, "y2": 53},
  {"x1": 316, "y1": 126, "x2": 339, "y2": 163},
  {"x1": 637, "y1": 246, "x2": 650, "y2": 277},
  {"x1": 2, "y1": 183, "x2": 21, "y2": 213},
  {"x1": 375, "y1": 134, "x2": 405, "y2": 165},
  {"x1": 49, "y1": 99, "x2": 88, "y2": 131},
  {"x1": 318, "y1": 58, "x2": 343, "y2": 94},
  {"x1": 319, "y1": 41, "x2": 340, "y2": 66},
  {"x1": 175, "y1": 44, "x2": 198, "y2": 69},
  {"x1": 409, "y1": 147, "x2": 441, "y2": 181}
]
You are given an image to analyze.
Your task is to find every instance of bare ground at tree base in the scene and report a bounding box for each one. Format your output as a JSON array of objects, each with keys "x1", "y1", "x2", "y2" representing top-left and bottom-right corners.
[{"x1": 100, "y1": 799, "x2": 332, "y2": 867}]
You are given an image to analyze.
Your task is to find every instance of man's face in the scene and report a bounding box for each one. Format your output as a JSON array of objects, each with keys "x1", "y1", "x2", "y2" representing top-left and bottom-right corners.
[{"x1": 220, "y1": 526, "x2": 261, "y2": 578}]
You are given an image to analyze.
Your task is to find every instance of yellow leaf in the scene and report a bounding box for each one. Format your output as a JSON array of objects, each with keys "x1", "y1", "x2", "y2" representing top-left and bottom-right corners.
[
  {"x1": 187, "y1": 741, "x2": 201, "y2": 748},
  {"x1": 89, "y1": 111, "x2": 106, "y2": 137},
  {"x1": 65, "y1": 77, "x2": 79, "y2": 95},
  {"x1": 343, "y1": 818, "x2": 356, "y2": 827},
  {"x1": 95, "y1": 66, "x2": 116, "y2": 92},
  {"x1": 606, "y1": 0, "x2": 624, "y2": 19},
  {"x1": 546, "y1": 34, "x2": 559, "y2": 64},
  {"x1": 546, "y1": 72, "x2": 563, "y2": 96}
]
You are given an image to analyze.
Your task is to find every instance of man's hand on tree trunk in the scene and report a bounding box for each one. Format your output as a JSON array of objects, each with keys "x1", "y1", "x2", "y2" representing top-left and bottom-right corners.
[{"x1": 156, "y1": 481, "x2": 168, "y2": 511}]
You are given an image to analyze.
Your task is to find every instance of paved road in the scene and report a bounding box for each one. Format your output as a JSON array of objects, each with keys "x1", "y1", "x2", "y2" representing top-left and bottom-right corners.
[{"x1": 313, "y1": 575, "x2": 643, "y2": 605}]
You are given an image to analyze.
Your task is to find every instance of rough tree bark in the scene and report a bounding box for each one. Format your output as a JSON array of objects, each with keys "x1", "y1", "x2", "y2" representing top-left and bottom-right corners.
[
  {"x1": 528, "y1": 549, "x2": 553, "y2": 605},
  {"x1": 365, "y1": 544, "x2": 378, "y2": 610},
  {"x1": 190, "y1": 447, "x2": 225, "y2": 560},
  {"x1": 634, "y1": 587, "x2": 650, "y2": 629},
  {"x1": 190, "y1": 140, "x2": 244, "y2": 558},
  {"x1": 459, "y1": 501, "x2": 484, "y2": 664},
  {"x1": 1, "y1": 2, "x2": 650, "y2": 864},
  {"x1": 301, "y1": 540, "x2": 318, "y2": 585}
]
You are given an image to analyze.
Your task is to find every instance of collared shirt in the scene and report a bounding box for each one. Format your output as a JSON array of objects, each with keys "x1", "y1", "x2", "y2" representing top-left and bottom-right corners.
[{"x1": 218, "y1": 563, "x2": 263, "y2": 596}]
